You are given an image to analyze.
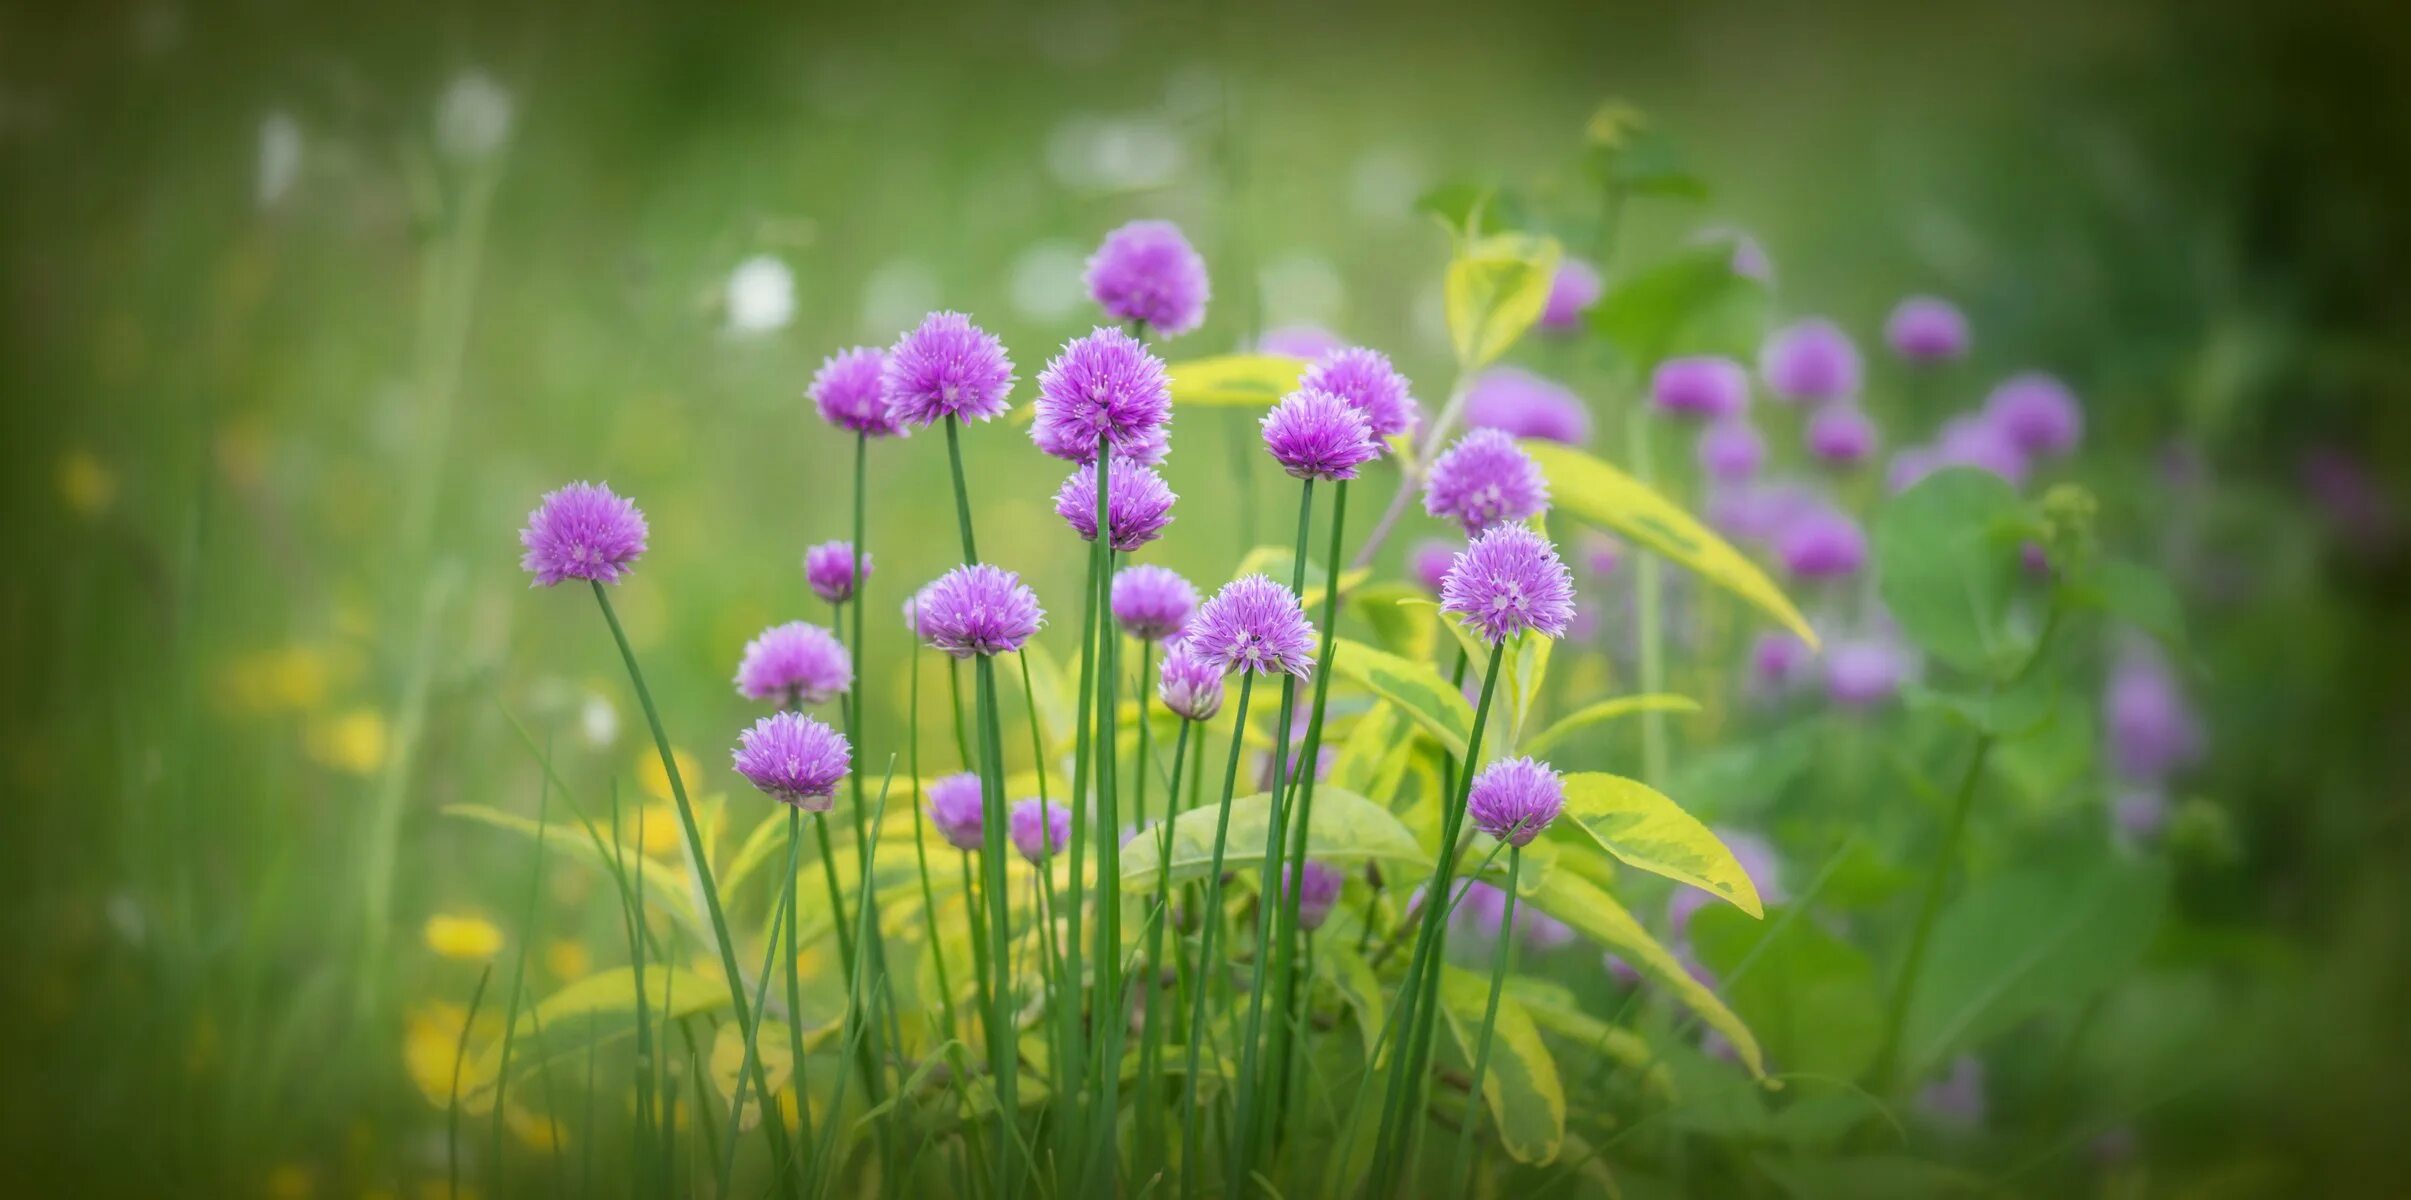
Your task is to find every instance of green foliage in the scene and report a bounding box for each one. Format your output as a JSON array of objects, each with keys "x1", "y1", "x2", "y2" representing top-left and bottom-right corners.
[
  {"x1": 1586, "y1": 243, "x2": 1767, "y2": 369},
  {"x1": 1445, "y1": 233, "x2": 1563, "y2": 368},
  {"x1": 1691, "y1": 906, "x2": 1883, "y2": 1080},
  {"x1": 1874, "y1": 469, "x2": 2037, "y2": 677},
  {"x1": 1439, "y1": 965, "x2": 1567, "y2": 1164}
]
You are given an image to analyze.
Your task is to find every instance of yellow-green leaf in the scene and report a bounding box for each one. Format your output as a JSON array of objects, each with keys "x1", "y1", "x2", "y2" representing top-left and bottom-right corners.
[
  {"x1": 1438, "y1": 965, "x2": 1566, "y2": 1164},
  {"x1": 442, "y1": 804, "x2": 705, "y2": 937},
  {"x1": 1446, "y1": 233, "x2": 1563, "y2": 368},
  {"x1": 1557, "y1": 772, "x2": 1763, "y2": 918},
  {"x1": 1230, "y1": 545, "x2": 1370, "y2": 611},
  {"x1": 1520, "y1": 694, "x2": 1701, "y2": 760},
  {"x1": 1315, "y1": 942, "x2": 1386, "y2": 1058},
  {"x1": 1167, "y1": 354, "x2": 1309, "y2": 407},
  {"x1": 1119, "y1": 787, "x2": 1424, "y2": 889},
  {"x1": 1328, "y1": 637, "x2": 1474, "y2": 757},
  {"x1": 709, "y1": 1020, "x2": 796, "y2": 1132},
  {"x1": 460, "y1": 966, "x2": 730, "y2": 1112},
  {"x1": 1508, "y1": 978, "x2": 1675, "y2": 1099},
  {"x1": 1524, "y1": 871, "x2": 1764, "y2": 1077},
  {"x1": 1523, "y1": 440, "x2": 1817, "y2": 648}
]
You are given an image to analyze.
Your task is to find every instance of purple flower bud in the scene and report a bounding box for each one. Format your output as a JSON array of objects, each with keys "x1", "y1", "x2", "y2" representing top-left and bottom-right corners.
[
  {"x1": 1983, "y1": 373, "x2": 2082, "y2": 458},
  {"x1": 1411, "y1": 538, "x2": 1460, "y2": 594},
  {"x1": 1300, "y1": 347, "x2": 1418, "y2": 444},
  {"x1": 927, "y1": 772, "x2": 986, "y2": 852},
  {"x1": 1054, "y1": 458, "x2": 1177, "y2": 551},
  {"x1": 519, "y1": 482, "x2": 648, "y2": 587},
  {"x1": 1464, "y1": 366, "x2": 1590, "y2": 445},
  {"x1": 1759, "y1": 318, "x2": 1861, "y2": 404},
  {"x1": 1110, "y1": 564, "x2": 1197, "y2": 642},
  {"x1": 1884, "y1": 296, "x2": 1971, "y2": 363},
  {"x1": 1806, "y1": 405, "x2": 1879, "y2": 466},
  {"x1": 1650, "y1": 356, "x2": 1750, "y2": 420},
  {"x1": 1751, "y1": 631, "x2": 1813, "y2": 691},
  {"x1": 2105, "y1": 644, "x2": 2201, "y2": 782},
  {"x1": 1467, "y1": 757, "x2": 1564, "y2": 846},
  {"x1": 1261, "y1": 388, "x2": 1378, "y2": 481},
  {"x1": 804, "y1": 540, "x2": 868, "y2": 605},
  {"x1": 882, "y1": 311, "x2": 1016, "y2": 429},
  {"x1": 809, "y1": 347, "x2": 902, "y2": 437},
  {"x1": 1776, "y1": 508, "x2": 1867, "y2": 579},
  {"x1": 1032, "y1": 327, "x2": 1172, "y2": 466},
  {"x1": 917, "y1": 564, "x2": 1045, "y2": 658},
  {"x1": 1257, "y1": 325, "x2": 1347, "y2": 359},
  {"x1": 731, "y1": 712, "x2": 851, "y2": 812},
  {"x1": 1441, "y1": 525, "x2": 1577, "y2": 644},
  {"x1": 1009, "y1": 797, "x2": 1072, "y2": 864},
  {"x1": 1187, "y1": 575, "x2": 1316, "y2": 678},
  {"x1": 1825, "y1": 638, "x2": 1908, "y2": 708},
  {"x1": 1085, "y1": 220, "x2": 1210, "y2": 337},
  {"x1": 1156, "y1": 637, "x2": 1227, "y2": 722},
  {"x1": 733, "y1": 621, "x2": 851, "y2": 707},
  {"x1": 1539, "y1": 258, "x2": 1603, "y2": 331},
  {"x1": 1727, "y1": 234, "x2": 1773, "y2": 283},
  {"x1": 1423, "y1": 428, "x2": 1549, "y2": 536},
  {"x1": 1281, "y1": 861, "x2": 1348, "y2": 932},
  {"x1": 1696, "y1": 418, "x2": 1766, "y2": 483}
]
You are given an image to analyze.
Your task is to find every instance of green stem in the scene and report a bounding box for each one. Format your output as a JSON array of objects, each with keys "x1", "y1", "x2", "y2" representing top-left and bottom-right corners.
[
  {"x1": 943, "y1": 414, "x2": 980, "y2": 564},
  {"x1": 1873, "y1": 732, "x2": 1994, "y2": 1090},
  {"x1": 590, "y1": 583, "x2": 795, "y2": 1174},
  {"x1": 448, "y1": 964, "x2": 494, "y2": 1200},
  {"x1": 1092, "y1": 488, "x2": 1126, "y2": 1189},
  {"x1": 1136, "y1": 718, "x2": 1191, "y2": 1170},
  {"x1": 784, "y1": 812, "x2": 817, "y2": 1197},
  {"x1": 718, "y1": 812, "x2": 809, "y2": 1184},
  {"x1": 1449, "y1": 846, "x2": 1522, "y2": 1193},
  {"x1": 844, "y1": 433, "x2": 899, "y2": 1130},
  {"x1": 1270, "y1": 477, "x2": 1350, "y2": 1140},
  {"x1": 973, "y1": 655, "x2": 1019, "y2": 1196},
  {"x1": 1179, "y1": 671, "x2": 1257, "y2": 1199}
]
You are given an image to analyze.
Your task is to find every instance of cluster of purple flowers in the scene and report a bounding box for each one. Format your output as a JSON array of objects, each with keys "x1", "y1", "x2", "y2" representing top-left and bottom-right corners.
[{"x1": 1888, "y1": 372, "x2": 2084, "y2": 494}]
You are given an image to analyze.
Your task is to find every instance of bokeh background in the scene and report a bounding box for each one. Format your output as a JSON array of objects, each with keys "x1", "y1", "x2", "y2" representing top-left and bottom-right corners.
[{"x1": 3, "y1": 0, "x2": 2407, "y2": 1194}]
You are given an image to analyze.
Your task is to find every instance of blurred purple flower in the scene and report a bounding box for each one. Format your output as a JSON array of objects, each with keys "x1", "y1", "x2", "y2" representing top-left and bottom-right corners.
[
  {"x1": 1697, "y1": 418, "x2": 1766, "y2": 483},
  {"x1": 2106, "y1": 642, "x2": 2202, "y2": 782},
  {"x1": 1055, "y1": 457, "x2": 1177, "y2": 551},
  {"x1": 1806, "y1": 404, "x2": 1879, "y2": 466},
  {"x1": 1464, "y1": 366, "x2": 1591, "y2": 445},
  {"x1": 1983, "y1": 373, "x2": 2082, "y2": 458},
  {"x1": 1423, "y1": 428, "x2": 1549, "y2": 536},
  {"x1": 1651, "y1": 356, "x2": 1750, "y2": 420},
  {"x1": 1441, "y1": 525, "x2": 1577, "y2": 644},
  {"x1": 519, "y1": 482, "x2": 647, "y2": 587},
  {"x1": 1111, "y1": 564, "x2": 1197, "y2": 642},
  {"x1": 1032, "y1": 326, "x2": 1172, "y2": 465},
  {"x1": 1301, "y1": 347, "x2": 1418, "y2": 444},
  {"x1": 1010, "y1": 797, "x2": 1072, "y2": 863},
  {"x1": 805, "y1": 540, "x2": 868, "y2": 605},
  {"x1": 1261, "y1": 388, "x2": 1378, "y2": 481},
  {"x1": 1825, "y1": 638, "x2": 1909, "y2": 708},
  {"x1": 1086, "y1": 220, "x2": 1209, "y2": 337},
  {"x1": 917, "y1": 564, "x2": 1045, "y2": 658},
  {"x1": 1751, "y1": 631, "x2": 1814, "y2": 692},
  {"x1": 1760, "y1": 318, "x2": 1861, "y2": 404},
  {"x1": 733, "y1": 621, "x2": 851, "y2": 707},
  {"x1": 927, "y1": 772, "x2": 986, "y2": 851},
  {"x1": 1412, "y1": 538, "x2": 1460, "y2": 593},
  {"x1": 1582, "y1": 531, "x2": 1623, "y2": 578},
  {"x1": 882, "y1": 311, "x2": 1016, "y2": 429},
  {"x1": 1539, "y1": 258, "x2": 1603, "y2": 331},
  {"x1": 1884, "y1": 296, "x2": 1971, "y2": 363},
  {"x1": 1776, "y1": 508, "x2": 1867, "y2": 579},
  {"x1": 732, "y1": 712, "x2": 851, "y2": 813},
  {"x1": 1934, "y1": 414, "x2": 2032, "y2": 487},
  {"x1": 1187, "y1": 574, "x2": 1317, "y2": 678}
]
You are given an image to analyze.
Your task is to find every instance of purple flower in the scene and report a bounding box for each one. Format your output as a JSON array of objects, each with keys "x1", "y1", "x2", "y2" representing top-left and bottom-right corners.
[
  {"x1": 1825, "y1": 639, "x2": 1908, "y2": 708},
  {"x1": 1708, "y1": 479, "x2": 1820, "y2": 545},
  {"x1": 1423, "y1": 428, "x2": 1549, "y2": 536},
  {"x1": 1759, "y1": 318, "x2": 1861, "y2": 404},
  {"x1": 1282, "y1": 861, "x2": 1348, "y2": 932},
  {"x1": 733, "y1": 621, "x2": 851, "y2": 707},
  {"x1": 1186, "y1": 574, "x2": 1317, "y2": 678},
  {"x1": 1935, "y1": 414, "x2": 2032, "y2": 486},
  {"x1": 1010, "y1": 797, "x2": 1072, "y2": 863},
  {"x1": 1054, "y1": 458, "x2": 1177, "y2": 551},
  {"x1": 1806, "y1": 404, "x2": 1879, "y2": 466},
  {"x1": 1670, "y1": 828, "x2": 1784, "y2": 936},
  {"x1": 1884, "y1": 296, "x2": 1971, "y2": 363},
  {"x1": 1411, "y1": 538, "x2": 1460, "y2": 594},
  {"x1": 1696, "y1": 418, "x2": 1766, "y2": 483},
  {"x1": 1917, "y1": 1056, "x2": 1988, "y2": 1130},
  {"x1": 1086, "y1": 220, "x2": 1210, "y2": 337},
  {"x1": 1650, "y1": 356, "x2": 1750, "y2": 420},
  {"x1": 1156, "y1": 637, "x2": 1227, "y2": 721},
  {"x1": 1261, "y1": 388, "x2": 1378, "y2": 481},
  {"x1": 1582, "y1": 531, "x2": 1623, "y2": 577},
  {"x1": 1300, "y1": 347, "x2": 1418, "y2": 444},
  {"x1": 2105, "y1": 643, "x2": 2201, "y2": 782},
  {"x1": 1111, "y1": 564, "x2": 1197, "y2": 641},
  {"x1": 1441, "y1": 525, "x2": 1577, "y2": 644},
  {"x1": 927, "y1": 772, "x2": 985, "y2": 851},
  {"x1": 809, "y1": 347, "x2": 902, "y2": 437},
  {"x1": 732, "y1": 712, "x2": 852, "y2": 813},
  {"x1": 1983, "y1": 373, "x2": 2082, "y2": 458},
  {"x1": 1032, "y1": 327, "x2": 1172, "y2": 465},
  {"x1": 1751, "y1": 631, "x2": 1814, "y2": 691},
  {"x1": 1467, "y1": 757, "x2": 1564, "y2": 846},
  {"x1": 519, "y1": 482, "x2": 648, "y2": 587},
  {"x1": 1464, "y1": 366, "x2": 1590, "y2": 445},
  {"x1": 1443, "y1": 880, "x2": 1569, "y2": 951},
  {"x1": 882, "y1": 311, "x2": 1016, "y2": 429},
  {"x1": 1258, "y1": 325, "x2": 1347, "y2": 359},
  {"x1": 918, "y1": 564, "x2": 1045, "y2": 658},
  {"x1": 1539, "y1": 258, "x2": 1603, "y2": 331},
  {"x1": 804, "y1": 540, "x2": 868, "y2": 605},
  {"x1": 1775, "y1": 508, "x2": 1867, "y2": 579}
]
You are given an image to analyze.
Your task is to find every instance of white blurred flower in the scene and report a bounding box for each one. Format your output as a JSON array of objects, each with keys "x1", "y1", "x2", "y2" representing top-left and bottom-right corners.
[
  {"x1": 436, "y1": 70, "x2": 515, "y2": 162},
  {"x1": 726, "y1": 255, "x2": 796, "y2": 335},
  {"x1": 1045, "y1": 114, "x2": 1183, "y2": 192},
  {"x1": 256, "y1": 111, "x2": 302, "y2": 208},
  {"x1": 1259, "y1": 253, "x2": 1346, "y2": 328},
  {"x1": 579, "y1": 693, "x2": 619, "y2": 749},
  {"x1": 1008, "y1": 240, "x2": 1087, "y2": 322},
  {"x1": 859, "y1": 259, "x2": 939, "y2": 341}
]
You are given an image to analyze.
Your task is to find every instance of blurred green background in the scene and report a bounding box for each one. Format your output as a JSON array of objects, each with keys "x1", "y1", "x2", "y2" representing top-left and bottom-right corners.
[{"x1": 3, "y1": 0, "x2": 2407, "y2": 1194}]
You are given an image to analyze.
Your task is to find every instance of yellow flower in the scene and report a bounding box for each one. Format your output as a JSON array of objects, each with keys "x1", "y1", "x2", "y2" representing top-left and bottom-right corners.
[
  {"x1": 505, "y1": 1104, "x2": 567, "y2": 1151},
  {"x1": 544, "y1": 939, "x2": 591, "y2": 982},
  {"x1": 403, "y1": 1000, "x2": 500, "y2": 1109},
  {"x1": 306, "y1": 708, "x2": 389, "y2": 775},
  {"x1": 635, "y1": 747, "x2": 700, "y2": 803},
  {"x1": 264, "y1": 1163, "x2": 314, "y2": 1200},
  {"x1": 217, "y1": 645, "x2": 335, "y2": 715},
  {"x1": 423, "y1": 913, "x2": 503, "y2": 961},
  {"x1": 56, "y1": 450, "x2": 116, "y2": 519},
  {"x1": 633, "y1": 804, "x2": 684, "y2": 858}
]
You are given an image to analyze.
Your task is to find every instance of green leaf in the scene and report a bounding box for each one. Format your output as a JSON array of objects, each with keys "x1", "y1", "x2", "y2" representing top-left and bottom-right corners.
[
  {"x1": 1523, "y1": 871, "x2": 1764, "y2": 1077},
  {"x1": 1873, "y1": 469, "x2": 2033, "y2": 676},
  {"x1": 1349, "y1": 581, "x2": 1439, "y2": 662},
  {"x1": 1901, "y1": 852, "x2": 2169, "y2": 1076},
  {"x1": 1508, "y1": 979, "x2": 1673, "y2": 1098},
  {"x1": 461, "y1": 966, "x2": 731, "y2": 1112},
  {"x1": 1520, "y1": 694, "x2": 1700, "y2": 759},
  {"x1": 1556, "y1": 773, "x2": 1764, "y2": 918},
  {"x1": 1315, "y1": 942, "x2": 1386, "y2": 1058},
  {"x1": 1166, "y1": 355, "x2": 1308, "y2": 407},
  {"x1": 1438, "y1": 965, "x2": 1566, "y2": 1164},
  {"x1": 2070, "y1": 558, "x2": 2185, "y2": 646},
  {"x1": 1327, "y1": 637, "x2": 1475, "y2": 757},
  {"x1": 1118, "y1": 787, "x2": 1424, "y2": 888},
  {"x1": 1523, "y1": 441, "x2": 1818, "y2": 648},
  {"x1": 1446, "y1": 233, "x2": 1562, "y2": 369},
  {"x1": 1586, "y1": 244, "x2": 1767, "y2": 368},
  {"x1": 1690, "y1": 905, "x2": 1882, "y2": 1080},
  {"x1": 1755, "y1": 1155, "x2": 1999, "y2": 1200}
]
